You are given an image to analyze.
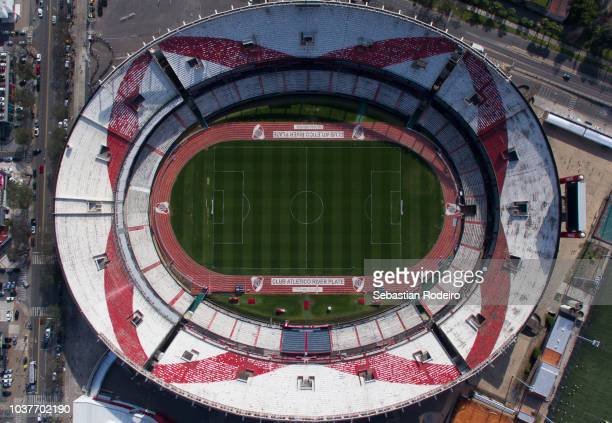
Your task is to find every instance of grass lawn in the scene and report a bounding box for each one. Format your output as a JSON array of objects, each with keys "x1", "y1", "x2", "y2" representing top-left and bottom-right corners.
[
  {"x1": 208, "y1": 293, "x2": 393, "y2": 323},
  {"x1": 170, "y1": 140, "x2": 444, "y2": 276}
]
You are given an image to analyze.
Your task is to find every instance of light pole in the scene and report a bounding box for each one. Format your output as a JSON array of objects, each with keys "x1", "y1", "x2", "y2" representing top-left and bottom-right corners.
[{"x1": 576, "y1": 335, "x2": 601, "y2": 348}]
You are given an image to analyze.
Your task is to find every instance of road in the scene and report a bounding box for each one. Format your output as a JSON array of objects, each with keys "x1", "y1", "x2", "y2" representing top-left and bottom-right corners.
[
  {"x1": 378, "y1": 0, "x2": 612, "y2": 107},
  {"x1": 28, "y1": 0, "x2": 58, "y2": 400}
]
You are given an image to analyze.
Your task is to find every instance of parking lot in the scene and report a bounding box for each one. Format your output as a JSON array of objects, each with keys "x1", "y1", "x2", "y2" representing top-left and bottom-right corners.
[{"x1": 91, "y1": 0, "x2": 241, "y2": 68}]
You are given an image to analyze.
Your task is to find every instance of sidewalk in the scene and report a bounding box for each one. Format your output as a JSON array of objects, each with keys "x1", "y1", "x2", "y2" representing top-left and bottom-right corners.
[
  {"x1": 462, "y1": 3, "x2": 611, "y2": 68},
  {"x1": 70, "y1": 0, "x2": 89, "y2": 118}
]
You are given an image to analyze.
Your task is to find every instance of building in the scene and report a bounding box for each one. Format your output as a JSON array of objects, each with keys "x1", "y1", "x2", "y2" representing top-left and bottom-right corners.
[
  {"x1": 0, "y1": 0, "x2": 18, "y2": 24},
  {"x1": 530, "y1": 313, "x2": 575, "y2": 400}
]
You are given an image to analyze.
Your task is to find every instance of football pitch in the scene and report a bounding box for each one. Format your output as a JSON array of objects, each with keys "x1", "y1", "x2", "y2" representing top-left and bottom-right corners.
[{"x1": 170, "y1": 140, "x2": 443, "y2": 276}]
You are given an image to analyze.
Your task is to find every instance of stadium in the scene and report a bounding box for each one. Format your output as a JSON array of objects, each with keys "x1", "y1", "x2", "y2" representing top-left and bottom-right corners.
[{"x1": 55, "y1": 1, "x2": 561, "y2": 420}]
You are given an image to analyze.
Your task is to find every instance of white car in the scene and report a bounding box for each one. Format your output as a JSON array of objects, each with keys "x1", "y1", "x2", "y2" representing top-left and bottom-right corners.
[
  {"x1": 5, "y1": 296, "x2": 15, "y2": 302},
  {"x1": 5, "y1": 311, "x2": 11, "y2": 321},
  {"x1": 33, "y1": 128, "x2": 39, "y2": 137},
  {"x1": 37, "y1": 8, "x2": 43, "y2": 18},
  {"x1": 62, "y1": 118, "x2": 68, "y2": 128},
  {"x1": 36, "y1": 53, "x2": 42, "y2": 63},
  {"x1": 51, "y1": 15, "x2": 57, "y2": 25}
]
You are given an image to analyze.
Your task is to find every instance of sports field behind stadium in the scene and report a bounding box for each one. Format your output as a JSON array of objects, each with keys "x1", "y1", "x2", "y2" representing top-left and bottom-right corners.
[{"x1": 170, "y1": 140, "x2": 444, "y2": 276}]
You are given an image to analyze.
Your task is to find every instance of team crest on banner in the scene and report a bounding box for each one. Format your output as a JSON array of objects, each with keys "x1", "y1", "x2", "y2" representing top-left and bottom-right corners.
[
  {"x1": 352, "y1": 277, "x2": 364, "y2": 292},
  {"x1": 251, "y1": 276, "x2": 264, "y2": 292},
  {"x1": 155, "y1": 202, "x2": 170, "y2": 215},
  {"x1": 352, "y1": 124, "x2": 365, "y2": 140},
  {"x1": 252, "y1": 124, "x2": 265, "y2": 140},
  {"x1": 445, "y1": 203, "x2": 461, "y2": 216}
]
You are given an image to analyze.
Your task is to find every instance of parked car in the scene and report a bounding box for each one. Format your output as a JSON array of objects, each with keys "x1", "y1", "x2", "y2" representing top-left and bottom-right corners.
[
  {"x1": 32, "y1": 149, "x2": 42, "y2": 156},
  {"x1": 64, "y1": 60, "x2": 70, "y2": 69},
  {"x1": 35, "y1": 53, "x2": 41, "y2": 63},
  {"x1": 5, "y1": 311, "x2": 11, "y2": 321},
  {"x1": 62, "y1": 119, "x2": 68, "y2": 128},
  {"x1": 33, "y1": 128, "x2": 39, "y2": 137},
  {"x1": 2, "y1": 390, "x2": 10, "y2": 397},
  {"x1": 37, "y1": 8, "x2": 43, "y2": 18},
  {"x1": 31, "y1": 224, "x2": 35, "y2": 235},
  {"x1": 51, "y1": 15, "x2": 57, "y2": 24}
]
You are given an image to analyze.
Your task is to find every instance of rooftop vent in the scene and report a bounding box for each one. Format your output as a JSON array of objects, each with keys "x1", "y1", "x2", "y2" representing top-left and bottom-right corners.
[
  {"x1": 412, "y1": 59, "x2": 428, "y2": 69},
  {"x1": 130, "y1": 310, "x2": 144, "y2": 327},
  {"x1": 467, "y1": 313, "x2": 486, "y2": 330},
  {"x1": 128, "y1": 93, "x2": 145, "y2": 110},
  {"x1": 97, "y1": 145, "x2": 111, "y2": 162},
  {"x1": 88, "y1": 202, "x2": 102, "y2": 213},
  {"x1": 413, "y1": 350, "x2": 433, "y2": 364},
  {"x1": 237, "y1": 369, "x2": 255, "y2": 382},
  {"x1": 181, "y1": 349, "x2": 199, "y2": 362},
  {"x1": 465, "y1": 92, "x2": 483, "y2": 106},
  {"x1": 504, "y1": 147, "x2": 520, "y2": 162},
  {"x1": 297, "y1": 376, "x2": 315, "y2": 390},
  {"x1": 93, "y1": 254, "x2": 109, "y2": 271},
  {"x1": 509, "y1": 201, "x2": 529, "y2": 217},
  {"x1": 187, "y1": 57, "x2": 203, "y2": 69},
  {"x1": 300, "y1": 32, "x2": 315, "y2": 46},
  {"x1": 242, "y1": 37, "x2": 256, "y2": 48},
  {"x1": 358, "y1": 369, "x2": 376, "y2": 383}
]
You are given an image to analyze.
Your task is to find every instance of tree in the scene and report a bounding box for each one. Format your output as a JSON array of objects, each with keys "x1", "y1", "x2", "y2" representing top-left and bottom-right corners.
[
  {"x1": 47, "y1": 128, "x2": 67, "y2": 167},
  {"x1": 6, "y1": 218, "x2": 30, "y2": 262},
  {"x1": 7, "y1": 180, "x2": 33, "y2": 209},
  {"x1": 567, "y1": 0, "x2": 599, "y2": 28},
  {"x1": 47, "y1": 304, "x2": 63, "y2": 327},
  {"x1": 439, "y1": 0, "x2": 453, "y2": 15},
  {"x1": 14, "y1": 88, "x2": 35, "y2": 109},
  {"x1": 14, "y1": 128, "x2": 31, "y2": 146},
  {"x1": 16, "y1": 62, "x2": 34, "y2": 81},
  {"x1": 507, "y1": 7, "x2": 517, "y2": 23},
  {"x1": 53, "y1": 105, "x2": 68, "y2": 120}
]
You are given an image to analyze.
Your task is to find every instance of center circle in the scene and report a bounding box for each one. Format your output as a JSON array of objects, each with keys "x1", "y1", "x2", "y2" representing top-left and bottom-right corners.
[{"x1": 290, "y1": 190, "x2": 324, "y2": 224}]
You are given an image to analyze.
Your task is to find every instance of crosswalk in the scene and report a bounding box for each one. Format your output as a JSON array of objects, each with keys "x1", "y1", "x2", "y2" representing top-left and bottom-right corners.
[
  {"x1": 24, "y1": 393, "x2": 63, "y2": 404},
  {"x1": 15, "y1": 286, "x2": 27, "y2": 301},
  {"x1": 31, "y1": 252, "x2": 55, "y2": 265},
  {"x1": 30, "y1": 306, "x2": 47, "y2": 317}
]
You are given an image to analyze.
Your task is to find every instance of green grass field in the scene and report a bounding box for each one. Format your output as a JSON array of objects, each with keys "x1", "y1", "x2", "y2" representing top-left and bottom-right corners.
[
  {"x1": 208, "y1": 293, "x2": 392, "y2": 323},
  {"x1": 170, "y1": 140, "x2": 443, "y2": 276}
]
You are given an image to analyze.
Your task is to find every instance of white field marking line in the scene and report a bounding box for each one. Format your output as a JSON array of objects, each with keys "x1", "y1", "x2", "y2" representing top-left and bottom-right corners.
[
  {"x1": 370, "y1": 170, "x2": 402, "y2": 246},
  {"x1": 305, "y1": 147, "x2": 308, "y2": 270},
  {"x1": 212, "y1": 190, "x2": 225, "y2": 224},
  {"x1": 211, "y1": 148, "x2": 216, "y2": 258},
  {"x1": 216, "y1": 265, "x2": 356, "y2": 271},
  {"x1": 242, "y1": 194, "x2": 251, "y2": 222},
  {"x1": 390, "y1": 191, "x2": 402, "y2": 225},
  {"x1": 364, "y1": 194, "x2": 372, "y2": 221},
  {"x1": 212, "y1": 170, "x2": 245, "y2": 245},
  {"x1": 289, "y1": 191, "x2": 324, "y2": 225},
  {"x1": 399, "y1": 149, "x2": 403, "y2": 253},
  {"x1": 217, "y1": 146, "x2": 399, "y2": 151}
]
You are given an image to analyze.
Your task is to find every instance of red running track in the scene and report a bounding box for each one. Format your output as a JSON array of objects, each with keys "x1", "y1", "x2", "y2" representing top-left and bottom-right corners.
[{"x1": 148, "y1": 122, "x2": 463, "y2": 294}]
